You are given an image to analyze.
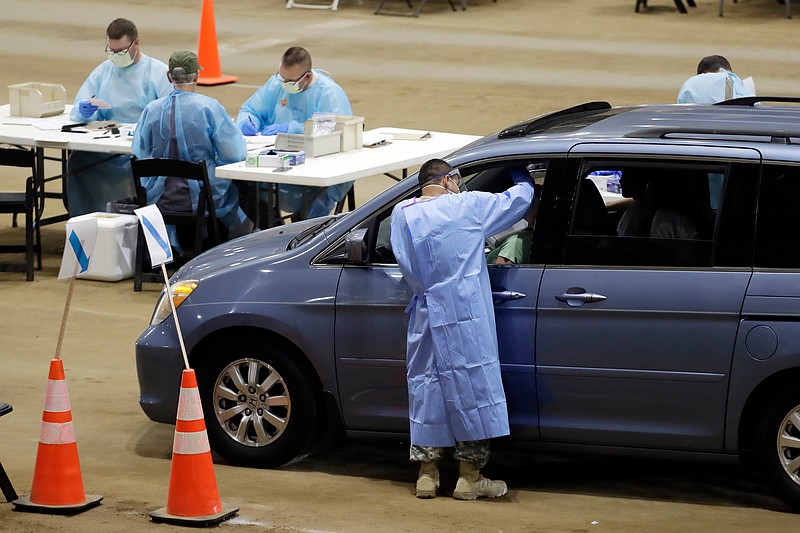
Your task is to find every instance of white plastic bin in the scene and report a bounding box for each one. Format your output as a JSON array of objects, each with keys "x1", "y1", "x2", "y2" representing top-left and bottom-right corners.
[
  {"x1": 8, "y1": 82, "x2": 66, "y2": 118},
  {"x1": 68, "y1": 212, "x2": 138, "y2": 282}
]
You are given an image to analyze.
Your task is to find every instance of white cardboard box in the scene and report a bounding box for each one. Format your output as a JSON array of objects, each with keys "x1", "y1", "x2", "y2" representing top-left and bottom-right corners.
[
  {"x1": 68, "y1": 212, "x2": 138, "y2": 282},
  {"x1": 8, "y1": 82, "x2": 66, "y2": 118}
]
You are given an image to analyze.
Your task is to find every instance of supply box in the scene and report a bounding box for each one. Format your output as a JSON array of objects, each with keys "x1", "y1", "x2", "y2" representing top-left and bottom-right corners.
[
  {"x1": 68, "y1": 212, "x2": 138, "y2": 282},
  {"x1": 304, "y1": 115, "x2": 364, "y2": 152},
  {"x1": 8, "y1": 82, "x2": 66, "y2": 118},
  {"x1": 275, "y1": 132, "x2": 341, "y2": 158},
  {"x1": 245, "y1": 150, "x2": 306, "y2": 168}
]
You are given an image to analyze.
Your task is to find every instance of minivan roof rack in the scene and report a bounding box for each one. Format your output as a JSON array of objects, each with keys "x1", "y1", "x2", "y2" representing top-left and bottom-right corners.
[
  {"x1": 715, "y1": 96, "x2": 800, "y2": 106},
  {"x1": 498, "y1": 101, "x2": 612, "y2": 139}
]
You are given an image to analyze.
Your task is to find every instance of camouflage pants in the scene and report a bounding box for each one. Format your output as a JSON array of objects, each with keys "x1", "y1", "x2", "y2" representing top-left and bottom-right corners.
[{"x1": 410, "y1": 439, "x2": 490, "y2": 469}]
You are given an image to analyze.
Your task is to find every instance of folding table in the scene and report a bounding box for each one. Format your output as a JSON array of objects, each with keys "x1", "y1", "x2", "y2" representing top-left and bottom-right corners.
[{"x1": 635, "y1": 0, "x2": 697, "y2": 13}]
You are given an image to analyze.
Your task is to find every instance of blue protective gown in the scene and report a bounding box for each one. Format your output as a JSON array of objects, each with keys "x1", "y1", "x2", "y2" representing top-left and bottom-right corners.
[
  {"x1": 236, "y1": 69, "x2": 353, "y2": 219},
  {"x1": 677, "y1": 71, "x2": 754, "y2": 104},
  {"x1": 68, "y1": 55, "x2": 172, "y2": 216},
  {"x1": 390, "y1": 183, "x2": 534, "y2": 447},
  {"x1": 132, "y1": 89, "x2": 247, "y2": 249}
]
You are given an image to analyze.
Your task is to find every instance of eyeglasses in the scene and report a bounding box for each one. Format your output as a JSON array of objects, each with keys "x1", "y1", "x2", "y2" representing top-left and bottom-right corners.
[
  {"x1": 277, "y1": 70, "x2": 310, "y2": 86},
  {"x1": 105, "y1": 41, "x2": 134, "y2": 56}
]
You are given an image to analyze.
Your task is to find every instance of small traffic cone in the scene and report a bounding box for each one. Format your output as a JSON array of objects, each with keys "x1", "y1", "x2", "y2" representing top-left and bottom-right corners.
[
  {"x1": 150, "y1": 369, "x2": 237, "y2": 526},
  {"x1": 196, "y1": 0, "x2": 238, "y2": 86},
  {"x1": 13, "y1": 359, "x2": 102, "y2": 514}
]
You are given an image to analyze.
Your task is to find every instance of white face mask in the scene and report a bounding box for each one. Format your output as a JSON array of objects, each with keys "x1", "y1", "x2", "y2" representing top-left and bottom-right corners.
[
  {"x1": 281, "y1": 81, "x2": 303, "y2": 94},
  {"x1": 109, "y1": 50, "x2": 134, "y2": 68}
]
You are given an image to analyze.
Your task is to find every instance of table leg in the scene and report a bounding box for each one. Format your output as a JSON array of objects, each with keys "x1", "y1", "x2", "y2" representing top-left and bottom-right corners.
[{"x1": 673, "y1": 0, "x2": 688, "y2": 13}]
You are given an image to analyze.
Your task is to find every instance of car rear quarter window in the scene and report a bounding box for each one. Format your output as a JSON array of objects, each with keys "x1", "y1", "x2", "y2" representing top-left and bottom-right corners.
[{"x1": 755, "y1": 164, "x2": 800, "y2": 269}]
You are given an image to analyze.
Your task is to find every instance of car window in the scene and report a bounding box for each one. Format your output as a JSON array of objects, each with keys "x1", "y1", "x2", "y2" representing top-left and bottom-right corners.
[
  {"x1": 363, "y1": 160, "x2": 549, "y2": 266},
  {"x1": 562, "y1": 160, "x2": 740, "y2": 268},
  {"x1": 755, "y1": 164, "x2": 800, "y2": 268}
]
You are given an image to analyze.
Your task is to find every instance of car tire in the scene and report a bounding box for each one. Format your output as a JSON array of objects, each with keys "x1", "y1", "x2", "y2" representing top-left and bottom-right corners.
[
  {"x1": 196, "y1": 337, "x2": 319, "y2": 468},
  {"x1": 755, "y1": 385, "x2": 800, "y2": 511}
]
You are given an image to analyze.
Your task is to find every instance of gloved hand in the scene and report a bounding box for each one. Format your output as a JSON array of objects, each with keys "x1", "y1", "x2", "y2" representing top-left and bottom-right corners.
[
  {"x1": 78, "y1": 100, "x2": 99, "y2": 119},
  {"x1": 241, "y1": 118, "x2": 259, "y2": 136},
  {"x1": 509, "y1": 167, "x2": 532, "y2": 185},
  {"x1": 261, "y1": 123, "x2": 289, "y2": 135}
]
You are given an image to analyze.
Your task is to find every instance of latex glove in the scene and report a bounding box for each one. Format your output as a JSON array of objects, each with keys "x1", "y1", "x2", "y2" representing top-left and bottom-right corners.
[
  {"x1": 78, "y1": 100, "x2": 99, "y2": 119},
  {"x1": 261, "y1": 123, "x2": 289, "y2": 135},
  {"x1": 241, "y1": 118, "x2": 259, "y2": 136},
  {"x1": 510, "y1": 167, "x2": 532, "y2": 185}
]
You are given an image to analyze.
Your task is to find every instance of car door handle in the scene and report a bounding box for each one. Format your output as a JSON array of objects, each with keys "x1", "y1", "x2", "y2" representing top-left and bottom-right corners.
[
  {"x1": 555, "y1": 290, "x2": 607, "y2": 307},
  {"x1": 492, "y1": 290, "x2": 527, "y2": 303}
]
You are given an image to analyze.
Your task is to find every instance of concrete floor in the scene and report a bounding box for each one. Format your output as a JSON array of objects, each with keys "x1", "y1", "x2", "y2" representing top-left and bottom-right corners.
[{"x1": 1, "y1": 0, "x2": 800, "y2": 531}]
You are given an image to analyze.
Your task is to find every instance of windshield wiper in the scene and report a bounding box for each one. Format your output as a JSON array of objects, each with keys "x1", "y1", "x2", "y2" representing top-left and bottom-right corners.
[{"x1": 287, "y1": 217, "x2": 339, "y2": 250}]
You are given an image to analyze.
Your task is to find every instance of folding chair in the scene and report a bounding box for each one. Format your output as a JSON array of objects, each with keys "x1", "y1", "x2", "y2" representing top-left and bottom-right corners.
[
  {"x1": 0, "y1": 402, "x2": 18, "y2": 502},
  {"x1": 0, "y1": 147, "x2": 42, "y2": 281},
  {"x1": 130, "y1": 158, "x2": 221, "y2": 292},
  {"x1": 635, "y1": 0, "x2": 696, "y2": 13}
]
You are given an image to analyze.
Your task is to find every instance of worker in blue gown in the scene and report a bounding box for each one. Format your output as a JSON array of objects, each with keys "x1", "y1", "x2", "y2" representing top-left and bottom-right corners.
[
  {"x1": 390, "y1": 159, "x2": 534, "y2": 500},
  {"x1": 677, "y1": 55, "x2": 754, "y2": 104},
  {"x1": 236, "y1": 46, "x2": 353, "y2": 222},
  {"x1": 132, "y1": 51, "x2": 249, "y2": 253},
  {"x1": 68, "y1": 18, "x2": 172, "y2": 217}
]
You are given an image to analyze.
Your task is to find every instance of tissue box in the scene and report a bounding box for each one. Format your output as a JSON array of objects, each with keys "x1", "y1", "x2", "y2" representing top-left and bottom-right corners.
[
  {"x1": 8, "y1": 82, "x2": 66, "y2": 118},
  {"x1": 245, "y1": 150, "x2": 306, "y2": 167},
  {"x1": 67, "y1": 212, "x2": 138, "y2": 282},
  {"x1": 275, "y1": 132, "x2": 341, "y2": 158},
  {"x1": 304, "y1": 115, "x2": 364, "y2": 152}
]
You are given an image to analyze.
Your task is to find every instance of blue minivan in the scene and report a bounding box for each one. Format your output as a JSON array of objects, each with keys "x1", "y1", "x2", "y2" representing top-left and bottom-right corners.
[{"x1": 137, "y1": 100, "x2": 800, "y2": 510}]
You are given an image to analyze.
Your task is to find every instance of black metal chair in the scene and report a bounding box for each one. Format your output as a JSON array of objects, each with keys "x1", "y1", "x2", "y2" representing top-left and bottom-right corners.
[
  {"x1": 636, "y1": 0, "x2": 696, "y2": 14},
  {"x1": 130, "y1": 157, "x2": 221, "y2": 292},
  {"x1": 0, "y1": 402, "x2": 18, "y2": 502},
  {"x1": 0, "y1": 147, "x2": 42, "y2": 281}
]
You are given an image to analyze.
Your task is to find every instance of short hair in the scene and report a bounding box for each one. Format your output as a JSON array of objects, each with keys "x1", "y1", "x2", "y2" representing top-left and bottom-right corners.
[
  {"x1": 107, "y1": 18, "x2": 138, "y2": 41},
  {"x1": 418, "y1": 158, "x2": 452, "y2": 186},
  {"x1": 697, "y1": 55, "x2": 731, "y2": 75},
  {"x1": 281, "y1": 47, "x2": 312, "y2": 71},
  {"x1": 170, "y1": 69, "x2": 197, "y2": 85}
]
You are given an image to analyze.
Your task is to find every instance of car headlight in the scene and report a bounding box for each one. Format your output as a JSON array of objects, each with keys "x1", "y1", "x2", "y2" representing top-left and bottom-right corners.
[{"x1": 151, "y1": 279, "x2": 199, "y2": 325}]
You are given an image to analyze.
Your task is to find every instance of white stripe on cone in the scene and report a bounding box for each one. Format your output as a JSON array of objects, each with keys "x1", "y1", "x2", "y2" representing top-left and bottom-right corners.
[
  {"x1": 173, "y1": 430, "x2": 212, "y2": 455},
  {"x1": 39, "y1": 421, "x2": 76, "y2": 445},
  {"x1": 44, "y1": 379, "x2": 71, "y2": 412},
  {"x1": 176, "y1": 387, "x2": 203, "y2": 422}
]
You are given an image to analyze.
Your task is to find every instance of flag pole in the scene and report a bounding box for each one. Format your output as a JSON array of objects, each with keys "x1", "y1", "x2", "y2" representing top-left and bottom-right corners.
[
  {"x1": 161, "y1": 263, "x2": 191, "y2": 370},
  {"x1": 54, "y1": 264, "x2": 80, "y2": 360}
]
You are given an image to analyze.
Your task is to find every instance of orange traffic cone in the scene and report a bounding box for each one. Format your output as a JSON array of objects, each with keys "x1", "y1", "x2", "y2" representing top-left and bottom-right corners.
[
  {"x1": 13, "y1": 359, "x2": 102, "y2": 514},
  {"x1": 196, "y1": 0, "x2": 238, "y2": 86},
  {"x1": 150, "y1": 369, "x2": 237, "y2": 526}
]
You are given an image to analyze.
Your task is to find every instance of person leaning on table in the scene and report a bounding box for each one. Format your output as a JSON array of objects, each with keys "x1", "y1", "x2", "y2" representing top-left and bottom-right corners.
[
  {"x1": 236, "y1": 46, "x2": 353, "y2": 221},
  {"x1": 132, "y1": 51, "x2": 250, "y2": 255},
  {"x1": 390, "y1": 159, "x2": 534, "y2": 500},
  {"x1": 67, "y1": 18, "x2": 171, "y2": 217}
]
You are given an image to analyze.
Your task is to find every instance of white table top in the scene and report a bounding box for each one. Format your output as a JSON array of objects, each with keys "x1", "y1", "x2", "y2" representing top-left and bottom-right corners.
[
  {"x1": 0, "y1": 104, "x2": 135, "y2": 154},
  {"x1": 1, "y1": 105, "x2": 481, "y2": 187},
  {"x1": 215, "y1": 128, "x2": 481, "y2": 187}
]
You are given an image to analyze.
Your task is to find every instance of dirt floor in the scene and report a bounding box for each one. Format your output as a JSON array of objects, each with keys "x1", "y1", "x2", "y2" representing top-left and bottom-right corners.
[{"x1": 1, "y1": 0, "x2": 800, "y2": 531}]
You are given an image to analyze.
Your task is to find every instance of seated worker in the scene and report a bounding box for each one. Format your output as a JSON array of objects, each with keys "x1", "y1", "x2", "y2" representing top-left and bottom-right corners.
[
  {"x1": 647, "y1": 175, "x2": 699, "y2": 240},
  {"x1": 677, "y1": 55, "x2": 754, "y2": 104},
  {"x1": 616, "y1": 170, "x2": 651, "y2": 237},
  {"x1": 132, "y1": 51, "x2": 250, "y2": 253},
  {"x1": 68, "y1": 18, "x2": 172, "y2": 217},
  {"x1": 236, "y1": 46, "x2": 353, "y2": 221},
  {"x1": 487, "y1": 168, "x2": 542, "y2": 264}
]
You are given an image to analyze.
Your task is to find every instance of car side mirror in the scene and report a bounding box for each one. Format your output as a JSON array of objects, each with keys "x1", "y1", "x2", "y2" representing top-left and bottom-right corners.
[{"x1": 345, "y1": 228, "x2": 369, "y2": 264}]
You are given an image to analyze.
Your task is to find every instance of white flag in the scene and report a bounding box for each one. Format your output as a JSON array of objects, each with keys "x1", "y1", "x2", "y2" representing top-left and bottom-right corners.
[
  {"x1": 58, "y1": 218, "x2": 98, "y2": 280},
  {"x1": 134, "y1": 205, "x2": 173, "y2": 267}
]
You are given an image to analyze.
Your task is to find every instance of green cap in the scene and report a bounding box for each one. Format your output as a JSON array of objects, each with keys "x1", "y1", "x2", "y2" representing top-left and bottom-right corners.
[{"x1": 168, "y1": 50, "x2": 202, "y2": 75}]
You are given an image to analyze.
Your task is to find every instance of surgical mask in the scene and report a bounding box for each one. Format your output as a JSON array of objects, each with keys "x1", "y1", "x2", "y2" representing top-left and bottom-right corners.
[
  {"x1": 108, "y1": 50, "x2": 134, "y2": 68},
  {"x1": 279, "y1": 70, "x2": 310, "y2": 94}
]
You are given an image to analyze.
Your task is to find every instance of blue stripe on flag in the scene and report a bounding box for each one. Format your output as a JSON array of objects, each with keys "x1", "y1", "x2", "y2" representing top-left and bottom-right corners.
[
  {"x1": 68, "y1": 230, "x2": 90, "y2": 273},
  {"x1": 141, "y1": 215, "x2": 173, "y2": 261}
]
